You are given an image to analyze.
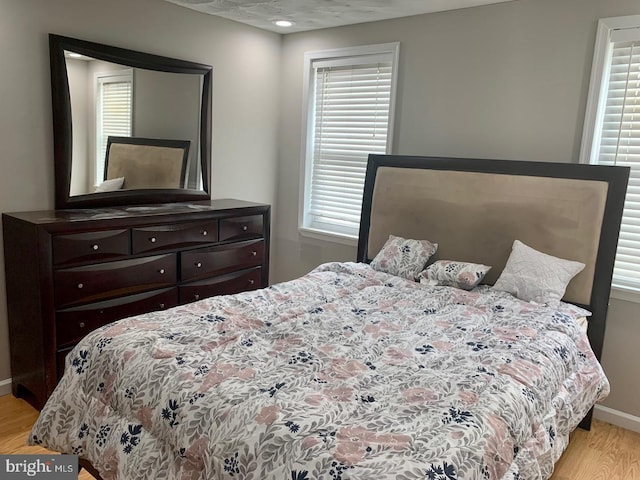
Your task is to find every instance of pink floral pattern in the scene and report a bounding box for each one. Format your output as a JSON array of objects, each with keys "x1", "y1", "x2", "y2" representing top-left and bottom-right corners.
[
  {"x1": 30, "y1": 262, "x2": 608, "y2": 480},
  {"x1": 370, "y1": 234, "x2": 437, "y2": 279},
  {"x1": 419, "y1": 259, "x2": 491, "y2": 290}
]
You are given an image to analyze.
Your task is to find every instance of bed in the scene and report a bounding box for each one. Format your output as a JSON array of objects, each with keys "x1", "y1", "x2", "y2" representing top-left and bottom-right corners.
[{"x1": 29, "y1": 155, "x2": 629, "y2": 480}]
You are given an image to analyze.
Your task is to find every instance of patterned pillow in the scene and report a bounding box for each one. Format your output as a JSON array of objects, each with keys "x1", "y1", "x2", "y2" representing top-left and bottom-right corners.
[
  {"x1": 418, "y1": 260, "x2": 491, "y2": 290},
  {"x1": 492, "y1": 240, "x2": 585, "y2": 306},
  {"x1": 370, "y1": 235, "x2": 438, "y2": 280}
]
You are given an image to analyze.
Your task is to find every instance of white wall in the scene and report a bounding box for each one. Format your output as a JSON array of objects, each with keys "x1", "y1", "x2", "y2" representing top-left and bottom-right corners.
[
  {"x1": 274, "y1": 0, "x2": 640, "y2": 418},
  {"x1": 0, "y1": 0, "x2": 281, "y2": 388},
  {"x1": 66, "y1": 58, "x2": 90, "y2": 195}
]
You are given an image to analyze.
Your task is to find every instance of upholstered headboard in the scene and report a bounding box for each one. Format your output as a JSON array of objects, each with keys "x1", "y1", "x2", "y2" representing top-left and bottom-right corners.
[
  {"x1": 357, "y1": 155, "x2": 629, "y2": 365},
  {"x1": 105, "y1": 136, "x2": 190, "y2": 189}
]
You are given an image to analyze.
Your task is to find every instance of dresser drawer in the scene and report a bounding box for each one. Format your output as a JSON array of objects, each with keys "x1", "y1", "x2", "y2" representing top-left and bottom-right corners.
[
  {"x1": 181, "y1": 239, "x2": 264, "y2": 282},
  {"x1": 132, "y1": 221, "x2": 218, "y2": 254},
  {"x1": 53, "y1": 229, "x2": 130, "y2": 266},
  {"x1": 219, "y1": 215, "x2": 263, "y2": 242},
  {"x1": 179, "y1": 267, "x2": 261, "y2": 304},
  {"x1": 54, "y1": 254, "x2": 177, "y2": 307},
  {"x1": 56, "y1": 287, "x2": 178, "y2": 347}
]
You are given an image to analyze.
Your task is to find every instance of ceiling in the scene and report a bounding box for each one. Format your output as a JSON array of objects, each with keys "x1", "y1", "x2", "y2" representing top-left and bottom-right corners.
[{"x1": 163, "y1": 0, "x2": 517, "y2": 33}]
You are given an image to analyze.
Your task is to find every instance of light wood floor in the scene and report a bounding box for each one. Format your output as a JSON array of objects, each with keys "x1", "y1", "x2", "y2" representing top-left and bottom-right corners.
[{"x1": 1, "y1": 394, "x2": 638, "y2": 479}]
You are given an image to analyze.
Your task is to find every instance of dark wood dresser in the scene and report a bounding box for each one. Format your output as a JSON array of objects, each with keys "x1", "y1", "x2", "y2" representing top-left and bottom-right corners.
[{"x1": 2, "y1": 199, "x2": 270, "y2": 409}]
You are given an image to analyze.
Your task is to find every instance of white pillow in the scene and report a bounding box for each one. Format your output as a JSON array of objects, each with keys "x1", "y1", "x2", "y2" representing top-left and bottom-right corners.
[
  {"x1": 370, "y1": 235, "x2": 438, "y2": 280},
  {"x1": 95, "y1": 177, "x2": 125, "y2": 192},
  {"x1": 492, "y1": 240, "x2": 585, "y2": 306}
]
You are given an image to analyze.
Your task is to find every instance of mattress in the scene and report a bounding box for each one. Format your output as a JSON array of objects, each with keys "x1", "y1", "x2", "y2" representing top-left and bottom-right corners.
[{"x1": 30, "y1": 262, "x2": 609, "y2": 480}]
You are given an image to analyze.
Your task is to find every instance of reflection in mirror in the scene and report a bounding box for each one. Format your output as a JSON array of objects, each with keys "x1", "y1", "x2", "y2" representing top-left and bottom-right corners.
[
  {"x1": 66, "y1": 53, "x2": 203, "y2": 195},
  {"x1": 50, "y1": 34, "x2": 212, "y2": 209}
]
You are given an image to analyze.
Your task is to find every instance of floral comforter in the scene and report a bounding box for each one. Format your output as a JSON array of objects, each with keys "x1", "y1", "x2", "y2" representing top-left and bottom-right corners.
[{"x1": 31, "y1": 262, "x2": 609, "y2": 480}]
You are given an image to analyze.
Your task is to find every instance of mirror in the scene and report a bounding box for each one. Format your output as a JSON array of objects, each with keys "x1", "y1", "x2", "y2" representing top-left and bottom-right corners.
[{"x1": 49, "y1": 34, "x2": 212, "y2": 209}]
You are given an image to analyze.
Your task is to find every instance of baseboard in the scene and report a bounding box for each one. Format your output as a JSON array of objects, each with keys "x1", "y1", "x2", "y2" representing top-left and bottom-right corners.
[
  {"x1": 0, "y1": 378, "x2": 12, "y2": 397},
  {"x1": 594, "y1": 404, "x2": 640, "y2": 434}
]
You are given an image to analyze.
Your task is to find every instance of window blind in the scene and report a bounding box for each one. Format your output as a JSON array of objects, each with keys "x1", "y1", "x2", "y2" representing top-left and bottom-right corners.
[
  {"x1": 307, "y1": 59, "x2": 393, "y2": 236},
  {"x1": 596, "y1": 38, "x2": 640, "y2": 291},
  {"x1": 96, "y1": 75, "x2": 132, "y2": 184}
]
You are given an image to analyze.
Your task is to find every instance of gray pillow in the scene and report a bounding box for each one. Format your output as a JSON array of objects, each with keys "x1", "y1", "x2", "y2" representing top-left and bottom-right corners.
[
  {"x1": 370, "y1": 235, "x2": 438, "y2": 280},
  {"x1": 418, "y1": 260, "x2": 491, "y2": 290}
]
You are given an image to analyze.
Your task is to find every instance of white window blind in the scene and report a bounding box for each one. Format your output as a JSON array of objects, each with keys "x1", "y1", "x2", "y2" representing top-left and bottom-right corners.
[
  {"x1": 597, "y1": 39, "x2": 640, "y2": 291},
  {"x1": 582, "y1": 17, "x2": 640, "y2": 297},
  {"x1": 301, "y1": 44, "x2": 399, "y2": 240},
  {"x1": 96, "y1": 71, "x2": 133, "y2": 185}
]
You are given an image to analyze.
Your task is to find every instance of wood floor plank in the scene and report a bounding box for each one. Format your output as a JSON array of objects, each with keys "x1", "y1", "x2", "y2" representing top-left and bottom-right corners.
[
  {"x1": 0, "y1": 395, "x2": 93, "y2": 479},
  {"x1": 550, "y1": 420, "x2": 640, "y2": 480},
  {"x1": 1, "y1": 394, "x2": 638, "y2": 479}
]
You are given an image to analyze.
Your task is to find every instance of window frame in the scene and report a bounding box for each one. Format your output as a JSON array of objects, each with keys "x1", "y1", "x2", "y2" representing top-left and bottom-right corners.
[
  {"x1": 94, "y1": 68, "x2": 134, "y2": 187},
  {"x1": 580, "y1": 15, "x2": 640, "y2": 303},
  {"x1": 299, "y1": 43, "x2": 400, "y2": 245}
]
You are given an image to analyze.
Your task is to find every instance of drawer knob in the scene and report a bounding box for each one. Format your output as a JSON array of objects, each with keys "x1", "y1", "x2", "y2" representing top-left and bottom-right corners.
[
  {"x1": 92, "y1": 244, "x2": 99, "y2": 251},
  {"x1": 195, "y1": 262, "x2": 202, "y2": 268},
  {"x1": 149, "y1": 237, "x2": 157, "y2": 243},
  {"x1": 159, "y1": 303, "x2": 165, "y2": 309},
  {"x1": 77, "y1": 283, "x2": 84, "y2": 289},
  {"x1": 248, "y1": 279, "x2": 255, "y2": 285},
  {"x1": 242, "y1": 225, "x2": 248, "y2": 231},
  {"x1": 78, "y1": 322, "x2": 85, "y2": 329},
  {"x1": 251, "y1": 251, "x2": 257, "y2": 257},
  {"x1": 159, "y1": 268, "x2": 165, "y2": 274},
  {"x1": 194, "y1": 294, "x2": 200, "y2": 300},
  {"x1": 201, "y1": 230, "x2": 208, "y2": 236}
]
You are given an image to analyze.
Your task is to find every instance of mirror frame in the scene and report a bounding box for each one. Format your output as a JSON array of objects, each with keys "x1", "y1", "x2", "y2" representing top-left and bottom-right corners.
[{"x1": 49, "y1": 34, "x2": 212, "y2": 209}]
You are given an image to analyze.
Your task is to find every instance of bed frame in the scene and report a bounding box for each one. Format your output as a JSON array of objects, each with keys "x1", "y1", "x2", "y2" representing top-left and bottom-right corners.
[
  {"x1": 77, "y1": 155, "x2": 628, "y2": 478},
  {"x1": 357, "y1": 154, "x2": 629, "y2": 429}
]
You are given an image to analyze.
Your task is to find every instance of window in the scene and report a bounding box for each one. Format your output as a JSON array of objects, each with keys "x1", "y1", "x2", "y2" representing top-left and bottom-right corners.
[
  {"x1": 95, "y1": 70, "x2": 133, "y2": 185},
  {"x1": 581, "y1": 16, "x2": 640, "y2": 300},
  {"x1": 300, "y1": 43, "x2": 399, "y2": 242}
]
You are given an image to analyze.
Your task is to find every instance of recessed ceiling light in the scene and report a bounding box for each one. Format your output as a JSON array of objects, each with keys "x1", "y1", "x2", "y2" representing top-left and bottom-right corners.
[{"x1": 274, "y1": 20, "x2": 294, "y2": 28}]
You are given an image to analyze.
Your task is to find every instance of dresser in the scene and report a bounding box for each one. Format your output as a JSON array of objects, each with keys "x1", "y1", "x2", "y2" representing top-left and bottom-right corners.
[{"x1": 2, "y1": 199, "x2": 270, "y2": 410}]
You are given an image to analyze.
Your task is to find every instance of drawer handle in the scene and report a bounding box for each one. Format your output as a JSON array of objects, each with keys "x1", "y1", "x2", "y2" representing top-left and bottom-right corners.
[
  {"x1": 78, "y1": 322, "x2": 85, "y2": 329},
  {"x1": 201, "y1": 230, "x2": 208, "y2": 236},
  {"x1": 91, "y1": 244, "x2": 99, "y2": 251},
  {"x1": 248, "y1": 279, "x2": 255, "y2": 285},
  {"x1": 159, "y1": 268, "x2": 166, "y2": 274},
  {"x1": 194, "y1": 294, "x2": 200, "y2": 300},
  {"x1": 149, "y1": 237, "x2": 157, "y2": 243},
  {"x1": 159, "y1": 303, "x2": 165, "y2": 309},
  {"x1": 195, "y1": 262, "x2": 202, "y2": 268},
  {"x1": 251, "y1": 251, "x2": 257, "y2": 257},
  {"x1": 242, "y1": 225, "x2": 248, "y2": 231},
  {"x1": 77, "y1": 283, "x2": 84, "y2": 289}
]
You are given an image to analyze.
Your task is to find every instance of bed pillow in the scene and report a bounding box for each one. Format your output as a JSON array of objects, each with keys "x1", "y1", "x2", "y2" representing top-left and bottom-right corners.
[
  {"x1": 418, "y1": 260, "x2": 491, "y2": 290},
  {"x1": 492, "y1": 240, "x2": 585, "y2": 306},
  {"x1": 370, "y1": 235, "x2": 438, "y2": 280},
  {"x1": 95, "y1": 177, "x2": 125, "y2": 192}
]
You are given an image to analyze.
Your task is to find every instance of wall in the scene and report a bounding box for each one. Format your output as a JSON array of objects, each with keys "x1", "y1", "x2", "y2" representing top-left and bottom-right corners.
[
  {"x1": 66, "y1": 58, "x2": 90, "y2": 195},
  {"x1": 134, "y1": 69, "x2": 201, "y2": 188},
  {"x1": 275, "y1": 0, "x2": 640, "y2": 419},
  {"x1": 0, "y1": 0, "x2": 281, "y2": 392}
]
